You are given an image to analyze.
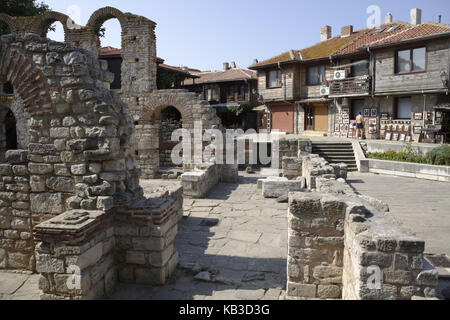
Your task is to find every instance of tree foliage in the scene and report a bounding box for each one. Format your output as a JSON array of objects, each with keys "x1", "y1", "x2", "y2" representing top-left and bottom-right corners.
[
  {"x1": 157, "y1": 68, "x2": 189, "y2": 90},
  {"x1": 0, "y1": 0, "x2": 50, "y2": 17},
  {"x1": 0, "y1": 0, "x2": 51, "y2": 35}
]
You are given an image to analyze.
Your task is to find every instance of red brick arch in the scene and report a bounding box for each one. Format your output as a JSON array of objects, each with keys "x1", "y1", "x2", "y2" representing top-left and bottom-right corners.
[
  {"x1": 86, "y1": 7, "x2": 127, "y2": 32},
  {"x1": 0, "y1": 42, "x2": 52, "y2": 116},
  {"x1": 37, "y1": 11, "x2": 70, "y2": 38},
  {"x1": 0, "y1": 14, "x2": 17, "y2": 33},
  {"x1": 140, "y1": 94, "x2": 194, "y2": 126}
]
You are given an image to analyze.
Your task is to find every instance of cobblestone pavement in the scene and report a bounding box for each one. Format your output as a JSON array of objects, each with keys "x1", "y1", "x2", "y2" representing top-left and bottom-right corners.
[
  {"x1": 347, "y1": 172, "x2": 450, "y2": 256},
  {"x1": 111, "y1": 172, "x2": 288, "y2": 300}
]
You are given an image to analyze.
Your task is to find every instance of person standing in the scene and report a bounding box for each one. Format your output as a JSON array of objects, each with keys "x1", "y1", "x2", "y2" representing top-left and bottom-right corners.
[{"x1": 356, "y1": 112, "x2": 365, "y2": 140}]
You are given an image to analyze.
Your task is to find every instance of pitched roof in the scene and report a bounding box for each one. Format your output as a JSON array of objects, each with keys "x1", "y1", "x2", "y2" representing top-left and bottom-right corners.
[
  {"x1": 100, "y1": 46, "x2": 121, "y2": 56},
  {"x1": 250, "y1": 21, "x2": 450, "y2": 68},
  {"x1": 99, "y1": 47, "x2": 197, "y2": 77},
  {"x1": 182, "y1": 68, "x2": 257, "y2": 86}
]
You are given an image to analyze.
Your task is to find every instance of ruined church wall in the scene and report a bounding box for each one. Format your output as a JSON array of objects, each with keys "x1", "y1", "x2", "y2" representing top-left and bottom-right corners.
[{"x1": 0, "y1": 33, "x2": 141, "y2": 272}]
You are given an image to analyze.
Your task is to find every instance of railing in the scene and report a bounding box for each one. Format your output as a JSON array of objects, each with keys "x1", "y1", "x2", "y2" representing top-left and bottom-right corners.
[{"x1": 330, "y1": 76, "x2": 371, "y2": 96}]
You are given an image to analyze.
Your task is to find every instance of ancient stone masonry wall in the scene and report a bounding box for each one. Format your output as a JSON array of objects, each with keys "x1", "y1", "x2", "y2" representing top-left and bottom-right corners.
[
  {"x1": 0, "y1": 33, "x2": 141, "y2": 273},
  {"x1": 287, "y1": 192, "x2": 346, "y2": 299},
  {"x1": 278, "y1": 138, "x2": 312, "y2": 170},
  {"x1": 342, "y1": 206, "x2": 438, "y2": 300},
  {"x1": 0, "y1": 33, "x2": 185, "y2": 299},
  {"x1": 0, "y1": 150, "x2": 33, "y2": 270},
  {"x1": 34, "y1": 211, "x2": 116, "y2": 300},
  {"x1": 181, "y1": 163, "x2": 220, "y2": 199},
  {"x1": 287, "y1": 153, "x2": 438, "y2": 300},
  {"x1": 136, "y1": 89, "x2": 222, "y2": 179},
  {"x1": 114, "y1": 184, "x2": 182, "y2": 285},
  {"x1": 302, "y1": 154, "x2": 348, "y2": 190}
]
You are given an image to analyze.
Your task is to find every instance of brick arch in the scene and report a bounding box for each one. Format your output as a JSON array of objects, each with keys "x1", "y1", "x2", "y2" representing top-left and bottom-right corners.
[
  {"x1": 140, "y1": 95, "x2": 194, "y2": 126},
  {"x1": 36, "y1": 11, "x2": 70, "y2": 38},
  {"x1": 86, "y1": 7, "x2": 127, "y2": 33},
  {"x1": 0, "y1": 13, "x2": 17, "y2": 33},
  {"x1": 0, "y1": 42, "x2": 52, "y2": 116}
]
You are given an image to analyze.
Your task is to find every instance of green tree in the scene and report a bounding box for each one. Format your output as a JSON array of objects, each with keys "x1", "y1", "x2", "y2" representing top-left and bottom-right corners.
[{"x1": 1, "y1": 0, "x2": 51, "y2": 34}]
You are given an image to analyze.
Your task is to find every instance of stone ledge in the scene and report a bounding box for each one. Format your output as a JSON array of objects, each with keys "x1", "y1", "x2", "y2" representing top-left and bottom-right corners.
[
  {"x1": 367, "y1": 159, "x2": 450, "y2": 182},
  {"x1": 34, "y1": 210, "x2": 105, "y2": 241}
]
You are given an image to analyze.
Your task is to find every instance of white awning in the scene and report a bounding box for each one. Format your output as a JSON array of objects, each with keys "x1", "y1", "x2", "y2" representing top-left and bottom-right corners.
[{"x1": 253, "y1": 104, "x2": 269, "y2": 112}]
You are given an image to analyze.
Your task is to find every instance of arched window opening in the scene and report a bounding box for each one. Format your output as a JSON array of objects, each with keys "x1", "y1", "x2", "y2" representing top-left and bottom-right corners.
[
  {"x1": 98, "y1": 18, "x2": 122, "y2": 90},
  {"x1": 1, "y1": 82, "x2": 13, "y2": 95},
  {"x1": 5, "y1": 110, "x2": 17, "y2": 151},
  {"x1": 161, "y1": 106, "x2": 182, "y2": 122},
  {"x1": 46, "y1": 21, "x2": 65, "y2": 42}
]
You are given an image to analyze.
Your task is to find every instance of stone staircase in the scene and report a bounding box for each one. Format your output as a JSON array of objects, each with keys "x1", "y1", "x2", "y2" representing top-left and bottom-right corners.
[{"x1": 311, "y1": 141, "x2": 358, "y2": 172}]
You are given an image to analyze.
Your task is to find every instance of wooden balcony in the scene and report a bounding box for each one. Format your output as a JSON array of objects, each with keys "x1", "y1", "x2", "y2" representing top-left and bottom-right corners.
[{"x1": 329, "y1": 76, "x2": 371, "y2": 97}]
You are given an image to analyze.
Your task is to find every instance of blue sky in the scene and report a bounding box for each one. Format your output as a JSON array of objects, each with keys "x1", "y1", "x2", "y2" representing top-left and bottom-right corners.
[{"x1": 45, "y1": 0, "x2": 450, "y2": 71}]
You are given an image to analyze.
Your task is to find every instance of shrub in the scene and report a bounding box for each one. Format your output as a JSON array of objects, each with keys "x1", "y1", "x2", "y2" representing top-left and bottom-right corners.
[
  {"x1": 367, "y1": 144, "x2": 450, "y2": 166},
  {"x1": 426, "y1": 145, "x2": 450, "y2": 166}
]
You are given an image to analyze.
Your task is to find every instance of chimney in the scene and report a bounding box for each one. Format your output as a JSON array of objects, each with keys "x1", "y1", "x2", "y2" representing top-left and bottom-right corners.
[
  {"x1": 223, "y1": 62, "x2": 230, "y2": 71},
  {"x1": 253, "y1": 58, "x2": 259, "y2": 65},
  {"x1": 438, "y1": 15, "x2": 442, "y2": 23},
  {"x1": 385, "y1": 13, "x2": 393, "y2": 24},
  {"x1": 321, "y1": 25, "x2": 332, "y2": 42},
  {"x1": 341, "y1": 25, "x2": 354, "y2": 37},
  {"x1": 411, "y1": 8, "x2": 422, "y2": 25},
  {"x1": 231, "y1": 61, "x2": 237, "y2": 69}
]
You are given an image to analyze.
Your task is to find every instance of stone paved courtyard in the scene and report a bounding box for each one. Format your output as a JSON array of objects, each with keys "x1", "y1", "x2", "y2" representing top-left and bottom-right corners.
[
  {"x1": 111, "y1": 172, "x2": 288, "y2": 300},
  {"x1": 347, "y1": 172, "x2": 450, "y2": 256}
]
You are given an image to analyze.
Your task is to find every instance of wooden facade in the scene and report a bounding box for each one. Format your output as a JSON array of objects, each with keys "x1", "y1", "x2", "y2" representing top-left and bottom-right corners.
[
  {"x1": 375, "y1": 38, "x2": 450, "y2": 94},
  {"x1": 250, "y1": 28, "x2": 450, "y2": 140}
]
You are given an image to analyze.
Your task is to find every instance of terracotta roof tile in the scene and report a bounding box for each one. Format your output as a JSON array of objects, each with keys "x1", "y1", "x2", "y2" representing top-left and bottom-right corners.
[
  {"x1": 100, "y1": 46, "x2": 121, "y2": 56},
  {"x1": 182, "y1": 68, "x2": 257, "y2": 85},
  {"x1": 368, "y1": 22, "x2": 450, "y2": 48},
  {"x1": 251, "y1": 21, "x2": 450, "y2": 68}
]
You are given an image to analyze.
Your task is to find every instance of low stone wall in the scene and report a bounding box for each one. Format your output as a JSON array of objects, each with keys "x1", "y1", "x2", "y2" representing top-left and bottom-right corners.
[
  {"x1": 282, "y1": 157, "x2": 303, "y2": 180},
  {"x1": 220, "y1": 164, "x2": 239, "y2": 183},
  {"x1": 115, "y1": 185, "x2": 182, "y2": 285},
  {"x1": 302, "y1": 155, "x2": 348, "y2": 189},
  {"x1": 181, "y1": 163, "x2": 220, "y2": 198},
  {"x1": 263, "y1": 178, "x2": 304, "y2": 198},
  {"x1": 34, "y1": 210, "x2": 116, "y2": 300},
  {"x1": 33, "y1": 184, "x2": 182, "y2": 300},
  {"x1": 278, "y1": 138, "x2": 312, "y2": 169},
  {"x1": 287, "y1": 153, "x2": 438, "y2": 300},
  {"x1": 343, "y1": 202, "x2": 438, "y2": 300},
  {"x1": 367, "y1": 159, "x2": 450, "y2": 182},
  {"x1": 287, "y1": 192, "x2": 345, "y2": 299}
]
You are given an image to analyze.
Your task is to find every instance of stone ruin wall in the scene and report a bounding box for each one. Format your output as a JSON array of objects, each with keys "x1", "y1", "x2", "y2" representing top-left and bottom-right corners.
[
  {"x1": 0, "y1": 96, "x2": 30, "y2": 161},
  {"x1": 135, "y1": 89, "x2": 222, "y2": 179},
  {"x1": 0, "y1": 8, "x2": 224, "y2": 181},
  {"x1": 0, "y1": 6, "x2": 225, "y2": 299},
  {"x1": 286, "y1": 149, "x2": 438, "y2": 300},
  {"x1": 0, "y1": 33, "x2": 184, "y2": 299}
]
